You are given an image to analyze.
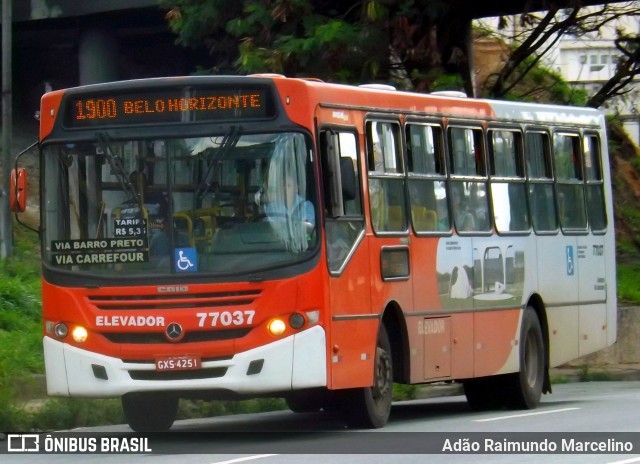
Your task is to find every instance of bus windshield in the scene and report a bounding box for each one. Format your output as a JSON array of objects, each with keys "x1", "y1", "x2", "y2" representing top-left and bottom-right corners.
[{"x1": 42, "y1": 131, "x2": 318, "y2": 276}]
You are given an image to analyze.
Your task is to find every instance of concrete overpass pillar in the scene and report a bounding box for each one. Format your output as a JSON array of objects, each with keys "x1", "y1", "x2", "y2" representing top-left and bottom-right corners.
[{"x1": 78, "y1": 27, "x2": 118, "y2": 85}]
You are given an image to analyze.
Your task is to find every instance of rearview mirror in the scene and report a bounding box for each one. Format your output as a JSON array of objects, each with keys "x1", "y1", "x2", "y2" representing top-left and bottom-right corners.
[{"x1": 10, "y1": 168, "x2": 28, "y2": 212}]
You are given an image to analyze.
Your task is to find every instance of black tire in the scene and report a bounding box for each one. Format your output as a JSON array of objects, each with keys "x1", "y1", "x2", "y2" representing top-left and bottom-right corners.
[
  {"x1": 462, "y1": 377, "x2": 504, "y2": 411},
  {"x1": 344, "y1": 325, "x2": 393, "y2": 428},
  {"x1": 122, "y1": 392, "x2": 178, "y2": 432},
  {"x1": 504, "y1": 307, "x2": 545, "y2": 409}
]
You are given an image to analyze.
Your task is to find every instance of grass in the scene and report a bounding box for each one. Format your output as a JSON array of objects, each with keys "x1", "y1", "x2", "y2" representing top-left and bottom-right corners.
[
  {"x1": 0, "y1": 225, "x2": 44, "y2": 431},
  {"x1": 617, "y1": 262, "x2": 640, "y2": 304},
  {"x1": 578, "y1": 366, "x2": 615, "y2": 382}
]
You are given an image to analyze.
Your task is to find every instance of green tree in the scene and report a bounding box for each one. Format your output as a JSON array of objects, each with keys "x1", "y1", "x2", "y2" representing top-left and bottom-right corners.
[
  {"x1": 161, "y1": 0, "x2": 472, "y2": 90},
  {"x1": 587, "y1": 31, "x2": 640, "y2": 108},
  {"x1": 162, "y1": 0, "x2": 640, "y2": 108}
]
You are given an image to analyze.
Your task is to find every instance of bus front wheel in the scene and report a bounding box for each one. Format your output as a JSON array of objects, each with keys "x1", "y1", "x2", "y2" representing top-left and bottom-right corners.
[
  {"x1": 122, "y1": 392, "x2": 178, "y2": 432},
  {"x1": 505, "y1": 307, "x2": 545, "y2": 409},
  {"x1": 344, "y1": 325, "x2": 393, "y2": 428}
]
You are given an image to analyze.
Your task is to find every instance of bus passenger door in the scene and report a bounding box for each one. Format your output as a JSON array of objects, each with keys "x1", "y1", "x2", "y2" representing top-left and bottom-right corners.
[{"x1": 320, "y1": 129, "x2": 373, "y2": 390}]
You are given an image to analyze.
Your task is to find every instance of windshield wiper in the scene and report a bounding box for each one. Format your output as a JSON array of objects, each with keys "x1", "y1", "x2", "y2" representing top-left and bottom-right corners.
[
  {"x1": 96, "y1": 132, "x2": 148, "y2": 238},
  {"x1": 96, "y1": 132, "x2": 139, "y2": 205},
  {"x1": 195, "y1": 125, "x2": 241, "y2": 202}
]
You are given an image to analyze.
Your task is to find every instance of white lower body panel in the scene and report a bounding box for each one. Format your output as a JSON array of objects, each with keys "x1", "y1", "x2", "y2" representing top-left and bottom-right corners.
[{"x1": 44, "y1": 325, "x2": 327, "y2": 398}]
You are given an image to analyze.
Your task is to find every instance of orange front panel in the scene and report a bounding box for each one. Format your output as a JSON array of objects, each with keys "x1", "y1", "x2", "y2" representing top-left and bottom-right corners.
[
  {"x1": 41, "y1": 268, "x2": 326, "y2": 363},
  {"x1": 329, "y1": 318, "x2": 379, "y2": 389}
]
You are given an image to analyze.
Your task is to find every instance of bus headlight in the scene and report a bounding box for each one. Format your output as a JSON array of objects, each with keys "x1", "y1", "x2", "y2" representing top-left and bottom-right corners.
[
  {"x1": 72, "y1": 326, "x2": 88, "y2": 343},
  {"x1": 267, "y1": 319, "x2": 286, "y2": 336},
  {"x1": 54, "y1": 323, "x2": 68, "y2": 339}
]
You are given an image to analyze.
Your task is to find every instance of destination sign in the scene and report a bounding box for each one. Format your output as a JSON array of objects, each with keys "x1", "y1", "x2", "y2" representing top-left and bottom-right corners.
[
  {"x1": 65, "y1": 86, "x2": 274, "y2": 128},
  {"x1": 51, "y1": 238, "x2": 149, "y2": 266}
]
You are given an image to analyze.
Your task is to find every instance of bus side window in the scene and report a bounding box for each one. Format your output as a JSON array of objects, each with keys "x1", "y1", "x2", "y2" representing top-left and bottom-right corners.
[
  {"x1": 525, "y1": 131, "x2": 558, "y2": 233},
  {"x1": 406, "y1": 123, "x2": 449, "y2": 233},
  {"x1": 448, "y1": 126, "x2": 490, "y2": 233},
  {"x1": 554, "y1": 133, "x2": 587, "y2": 231},
  {"x1": 366, "y1": 120, "x2": 406, "y2": 233},
  {"x1": 489, "y1": 129, "x2": 529, "y2": 233},
  {"x1": 320, "y1": 130, "x2": 365, "y2": 273},
  {"x1": 584, "y1": 134, "x2": 607, "y2": 232}
]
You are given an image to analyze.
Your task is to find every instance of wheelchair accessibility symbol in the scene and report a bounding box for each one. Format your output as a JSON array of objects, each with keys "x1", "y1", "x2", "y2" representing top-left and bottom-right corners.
[
  {"x1": 175, "y1": 248, "x2": 198, "y2": 272},
  {"x1": 566, "y1": 245, "x2": 574, "y2": 276}
]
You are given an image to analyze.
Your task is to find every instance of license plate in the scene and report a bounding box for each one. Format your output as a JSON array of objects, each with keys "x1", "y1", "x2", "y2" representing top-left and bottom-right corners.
[{"x1": 155, "y1": 354, "x2": 201, "y2": 371}]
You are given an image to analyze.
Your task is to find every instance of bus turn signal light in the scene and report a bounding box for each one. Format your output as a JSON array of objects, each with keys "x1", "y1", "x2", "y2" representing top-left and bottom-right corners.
[
  {"x1": 72, "y1": 326, "x2": 88, "y2": 343},
  {"x1": 267, "y1": 319, "x2": 286, "y2": 336}
]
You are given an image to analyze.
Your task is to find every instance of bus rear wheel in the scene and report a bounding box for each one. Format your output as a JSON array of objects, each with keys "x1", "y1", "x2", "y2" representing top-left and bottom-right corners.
[
  {"x1": 504, "y1": 308, "x2": 545, "y2": 409},
  {"x1": 122, "y1": 392, "x2": 178, "y2": 432},
  {"x1": 344, "y1": 325, "x2": 393, "y2": 428}
]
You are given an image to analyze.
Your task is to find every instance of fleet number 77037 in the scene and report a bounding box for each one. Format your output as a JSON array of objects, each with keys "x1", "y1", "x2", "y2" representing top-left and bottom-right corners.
[{"x1": 196, "y1": 310, "x2": 256, "y2": 328}]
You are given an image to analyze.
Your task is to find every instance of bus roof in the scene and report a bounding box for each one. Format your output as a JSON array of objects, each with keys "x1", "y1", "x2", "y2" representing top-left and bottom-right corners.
[
  {"x1": 270, "y1": 76, "x2": 604, "y2": 128},
  {"x1": 42, "y1": 75, "x2": 605, "y2": 136}
]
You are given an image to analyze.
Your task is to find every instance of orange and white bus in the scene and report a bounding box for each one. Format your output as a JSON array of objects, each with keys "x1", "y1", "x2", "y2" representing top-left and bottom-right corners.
[{"x1": 12, "y1": 75, "x2": 616, "y2": 431}]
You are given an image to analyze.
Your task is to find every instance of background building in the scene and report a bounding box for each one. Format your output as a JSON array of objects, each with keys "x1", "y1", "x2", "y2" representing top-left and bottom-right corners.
[{"x1": 554, "y1": 16, "x2": 640, "y2": 145}]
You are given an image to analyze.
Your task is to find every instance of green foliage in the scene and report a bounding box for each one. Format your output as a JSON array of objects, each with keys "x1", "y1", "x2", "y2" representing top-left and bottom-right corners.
[
  {"x1": 162, "y1": 0, "x2": 637, "y2": 107},
  {"x1": 392, "y1": 383, "x2": 418, "y2": 401},
  {"x1": 619, "y1": 205, "x2": 640, "y2": 237},
  {"x1": 493, "y1": 54, "x2": 589, "y2": 105},
  {"x1": 550, "y1": 374, "x2": 570, "y2": 384},
  {"x1": 178, "y1": 398, "x2": 287, "y2": 420},
  {"x1": 578, "y1": 365, "x2": 615, "y2": 382},
  {"x1": 0, "y1": 319, "x2": 43, "y2": 373},
  {"x1": 0, "y1": 397, "x2": 30, "y2": 432},
  {"x1": 617, "y1": 240, "x2": 640, "y2": 263},
  {"x1": 617, "y1": 263, "x2": 640, "y2": 304},
  {"x1": 0, "y1": 227, "x2": 43, "y2": 372},
  {"x1": 430, "y1": 74, "x2": 465, "y2": 92},
  {"x1": 161, "y1": 0, "x2": 411, "y2": 83},
  {"x1": 0, "y1": 227, "x2": 44, "y2": 431},
  {"x1": 34, "y1": 399, "x2": 124, "y2": 431}
]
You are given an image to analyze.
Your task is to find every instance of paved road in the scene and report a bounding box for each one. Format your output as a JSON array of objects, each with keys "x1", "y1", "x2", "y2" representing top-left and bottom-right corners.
[{"x1": 3, "y1": 381, "x2": 640, "y2": 464}]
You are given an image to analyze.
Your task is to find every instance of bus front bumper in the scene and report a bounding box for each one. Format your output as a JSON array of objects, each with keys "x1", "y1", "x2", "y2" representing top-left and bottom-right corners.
[{"x1": 43, "y1": 325, "x2": 327, "y2": 398}]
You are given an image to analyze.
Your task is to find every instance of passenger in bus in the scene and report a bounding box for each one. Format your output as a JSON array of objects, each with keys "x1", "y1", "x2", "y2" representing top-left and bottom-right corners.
[{"x1": 451, "y1": 184, "x2": 475, "y2": 231}]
